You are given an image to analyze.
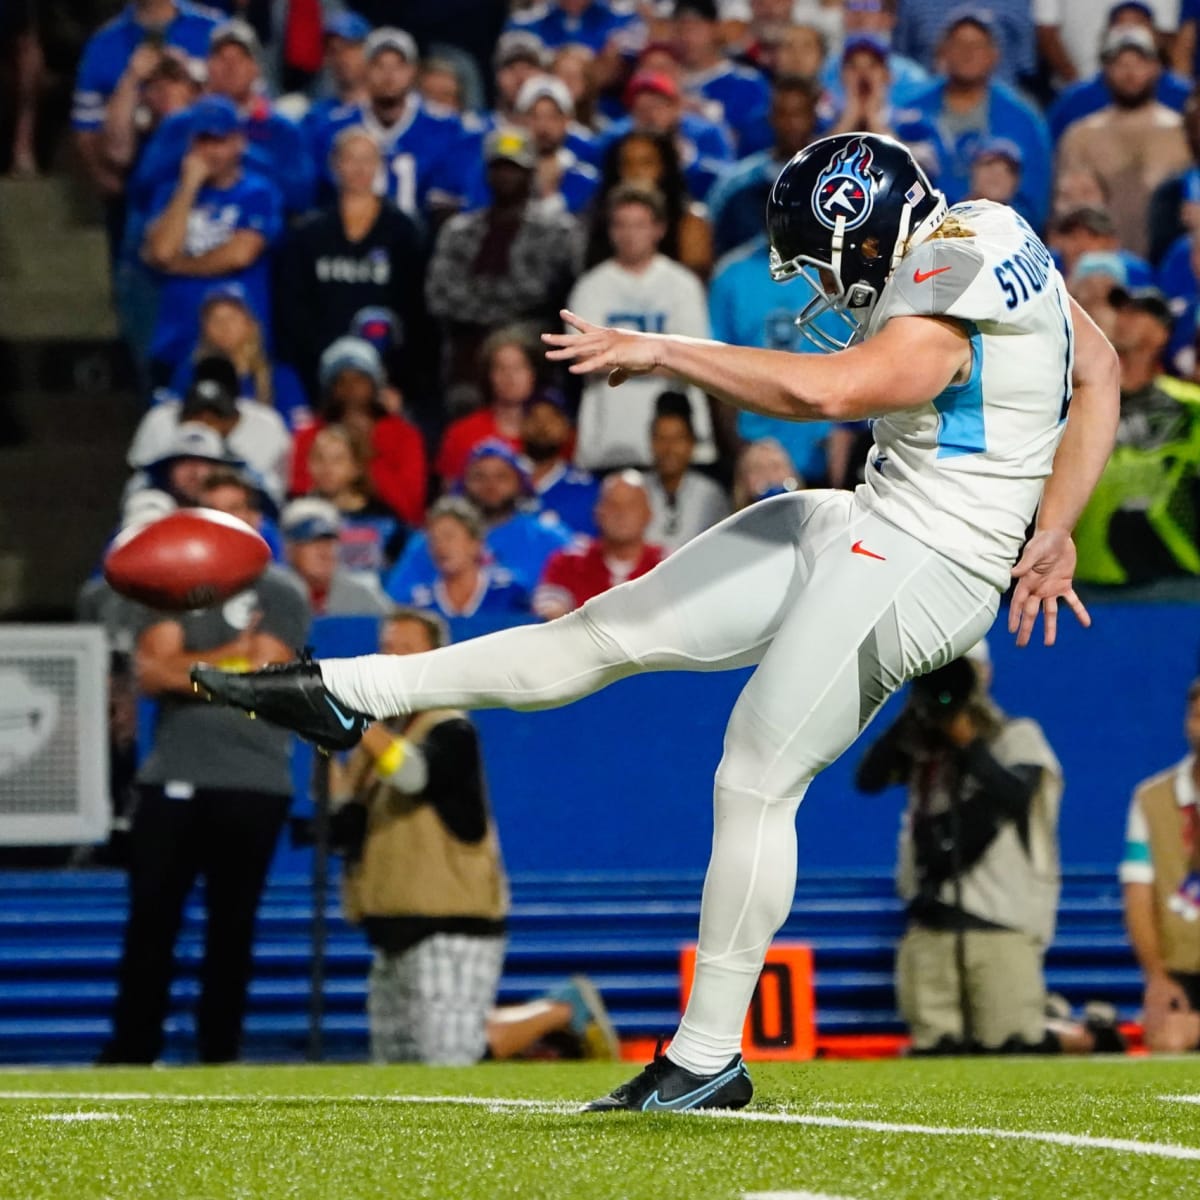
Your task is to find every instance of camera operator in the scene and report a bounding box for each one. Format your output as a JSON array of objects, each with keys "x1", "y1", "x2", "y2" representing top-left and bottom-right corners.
[
  {"x1": 329, "y1": 608, "x2": 617, "y2": 1065},
  {"x1": 855, "y1": 645, "x2": 1069, "y2": 1054}
]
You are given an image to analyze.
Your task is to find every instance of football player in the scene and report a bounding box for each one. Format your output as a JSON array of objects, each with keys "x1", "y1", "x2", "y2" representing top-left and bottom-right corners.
[{"x1": 193, "y1": 133, "x2": 1119, "y2": 1112}]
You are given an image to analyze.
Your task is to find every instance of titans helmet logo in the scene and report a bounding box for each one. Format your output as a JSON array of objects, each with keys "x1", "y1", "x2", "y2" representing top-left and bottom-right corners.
[{"x1": 812, "y1": 139, "x2": 876, "y2": 232}]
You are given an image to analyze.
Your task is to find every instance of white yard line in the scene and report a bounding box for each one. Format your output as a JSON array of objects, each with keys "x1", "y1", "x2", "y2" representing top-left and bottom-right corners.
[
  {"x1": 702, "y1": 1109, "x2": 1200, "y2": 1162},
  {"x1": 0, "y1": 1091, "x2": 1198, "y2": 1163},
  {"x1": 0, "y1": 1091, "x2": 574, "y2": 1111},
  {"x1": 805, "y1": 1101, "x2": 879, "y2": 1110},
  {"x1": 0, "y1": 1092, "x2": 188, "y2": 1102},
  {"x1": 35, "y1": 1113, "x2": 125, "y2": 1122},
  {"x1": 744, "y1": 1192, "x2": 861, "y2": 1200},
  {"x1": 1159, "y1": 1094, "x2": 1200, "y2": 1105}
]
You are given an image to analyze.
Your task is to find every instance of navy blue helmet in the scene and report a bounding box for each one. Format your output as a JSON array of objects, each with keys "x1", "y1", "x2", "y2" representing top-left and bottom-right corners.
[{"x1": 766, "y1": 133, "x2": 947, "y2": 352}]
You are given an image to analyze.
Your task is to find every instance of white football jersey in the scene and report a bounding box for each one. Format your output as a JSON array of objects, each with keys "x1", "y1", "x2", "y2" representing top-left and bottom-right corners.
[{"x1": 856, "y1": 200, "x2": 1074, "y2": 590}]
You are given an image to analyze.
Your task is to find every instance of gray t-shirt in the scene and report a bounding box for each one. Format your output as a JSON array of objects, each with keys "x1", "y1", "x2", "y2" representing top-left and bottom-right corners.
[
  {"x1": 136, "y1": 565, "x2": 311, "y2": 795},
  {"x1": 645, "y1": 471, "x2": 731, "y2": 553},
  {"x1": 78, "y1": 577, "x2": 142, "y2": 655},
  {"x1": 326, "y1": 568, "x2": 392, "y2": 616},
  {"x1": 936, "y1": 97, "x2": 990, "y2": 159}
]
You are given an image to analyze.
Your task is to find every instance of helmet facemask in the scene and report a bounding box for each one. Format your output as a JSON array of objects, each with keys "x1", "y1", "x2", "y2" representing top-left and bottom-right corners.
[{"x1": 770, "y1": 200, "x2": 921, "y2": 353}]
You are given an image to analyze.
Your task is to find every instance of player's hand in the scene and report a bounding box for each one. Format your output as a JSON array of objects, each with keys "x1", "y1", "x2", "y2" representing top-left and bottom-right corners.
[
  {"x1": 542, "y1": 310, "x2": 663, "y2": 387},
  {"x1": 1008, "y1": 528, "x2": 1090, "y2": 648}
]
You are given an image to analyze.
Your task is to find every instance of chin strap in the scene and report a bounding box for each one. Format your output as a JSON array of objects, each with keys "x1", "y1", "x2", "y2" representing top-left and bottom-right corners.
[
  {"x1": 884, "y1": 189, "x2": 950, "y2": 284},
  {"x1": 829, "y1": 213, "x2": 847, "y2": 281},
  {"x1": 889, "y1": 201, "x2": 914, "y2": 275},
  {"x1": 905, "y1": 191, "x2": 951, "y2": 257}
]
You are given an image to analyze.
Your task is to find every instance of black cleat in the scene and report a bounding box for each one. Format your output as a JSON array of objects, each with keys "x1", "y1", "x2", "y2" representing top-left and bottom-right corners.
[
  {"x1": 582, "y1": 1043, "x2": 752, "y2": 1113},
  {"x1": 190, "y1": 652, "x2": 371, "y2": 751}
]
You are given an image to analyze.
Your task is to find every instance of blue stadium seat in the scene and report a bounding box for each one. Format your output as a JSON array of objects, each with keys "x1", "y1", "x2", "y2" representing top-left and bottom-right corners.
[{"x1": 0, "y1": 867, "x2": 1142, "y2": 1064}]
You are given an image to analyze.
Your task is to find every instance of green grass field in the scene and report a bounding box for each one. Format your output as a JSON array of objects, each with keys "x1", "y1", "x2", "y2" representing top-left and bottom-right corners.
[{"x1": 3, "y1": 1058, "x2": 1199, "y2": 1199}]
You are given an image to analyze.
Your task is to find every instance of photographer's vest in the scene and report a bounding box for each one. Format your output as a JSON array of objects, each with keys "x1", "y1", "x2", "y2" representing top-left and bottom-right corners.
[
  {"x1": 897, "y1": 716, "x2": 1063, "y2": 945},
  {"x1": 341, "y1": 709, "x2": 509, "y2": 926},
  {"x1": 1132, "y1": 767, "x2": 1200, "y2": 974}
]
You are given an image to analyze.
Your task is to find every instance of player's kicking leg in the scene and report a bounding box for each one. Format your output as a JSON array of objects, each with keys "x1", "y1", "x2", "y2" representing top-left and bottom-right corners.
[{"x1": 191, "y1": 490, "x2": 836, "y2": 747}]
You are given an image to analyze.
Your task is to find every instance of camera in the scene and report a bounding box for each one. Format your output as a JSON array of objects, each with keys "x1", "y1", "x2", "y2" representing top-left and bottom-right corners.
[{"x1": 909, "y1": 657, "x2": 977, "y2": 727}]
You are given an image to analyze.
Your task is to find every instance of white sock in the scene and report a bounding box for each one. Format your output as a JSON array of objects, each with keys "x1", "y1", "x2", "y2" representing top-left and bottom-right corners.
[{"x1": 666, "y1": 782, "x2": 803, "y2": 1076}]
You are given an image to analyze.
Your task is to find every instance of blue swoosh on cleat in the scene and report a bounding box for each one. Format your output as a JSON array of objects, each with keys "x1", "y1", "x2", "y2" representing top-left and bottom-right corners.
[
  {"x1": 326, "y1": 696, "x2": 360, "y2": 730},
  {"x1": 640, "y1": 1063, "x2": 746, "y2": 1112}
]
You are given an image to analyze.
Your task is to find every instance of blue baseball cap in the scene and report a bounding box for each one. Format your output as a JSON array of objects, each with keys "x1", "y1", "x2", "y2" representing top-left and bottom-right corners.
[
  {"x1": 281, "y1": 497, "x2": 342, "y2": 541},
  {"x1": 1070, "y1": 251, "x2": 1128, "y2": 286},
  {"x1": 842, "y1": 33, "x2": 889, "y2": 63},
  {"x1": 940, "y1": 5, "x2": 997, "y2": 40},
  {"x1": 324, "y1": 11, "x2": 372, "y2": 42},
  {"x1": 972, "y1": 137, "x2": 1023, "y2": 169},
  {"x1": 200, "y1": 280, "x2": 253, "y2": 312},
  {"x1": 523, "y1": 387, "x2": 570, "y2": 416},
  {"x1": 463, "y1": 439, "x2": 533, "y2": 491},
  {"x1": 190, "y1": 95, "x2": 243, "y2": 140}
]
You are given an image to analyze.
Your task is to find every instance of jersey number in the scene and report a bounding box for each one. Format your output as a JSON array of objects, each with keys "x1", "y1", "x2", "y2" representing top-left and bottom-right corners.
[{"x1": 388, "y1": 153, "x2": 418, "y2": 215}]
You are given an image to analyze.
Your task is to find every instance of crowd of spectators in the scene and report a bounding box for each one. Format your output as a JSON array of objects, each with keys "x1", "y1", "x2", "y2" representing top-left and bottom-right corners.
[{"x1": 65, "y1": 0, "x2": 1200, "y2": 617}]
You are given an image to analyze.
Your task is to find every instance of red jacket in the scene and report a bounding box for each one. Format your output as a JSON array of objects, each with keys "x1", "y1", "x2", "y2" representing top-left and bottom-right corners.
[
  {"x1": 290, "y1": 415, "x2": 427, "y2": 527},
  {"x1": 435, "y1": 409, "x2": 523, "y2": 484},
  {"x1": 534, "y1": 538, "x2": 664, "y2": 615}
]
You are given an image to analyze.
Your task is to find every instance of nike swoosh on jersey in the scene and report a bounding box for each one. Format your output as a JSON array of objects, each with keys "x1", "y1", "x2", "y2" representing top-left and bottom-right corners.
[
  {"x1": 640, "y1": 1064, "x2": 744, "y2": 1112},
  {"x1": 851, "y1": 540, "x2": 887, "y2": 561},
  {"x1": 326, "y1": 696, "x2": 360, "y2": 730},
  {"x1": 913, "y1": 266, "x2": 952, "y2": 283}
]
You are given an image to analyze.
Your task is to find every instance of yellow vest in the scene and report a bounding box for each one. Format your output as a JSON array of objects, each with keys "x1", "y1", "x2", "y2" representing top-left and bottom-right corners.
[
  {"x1": 340, "y1": 709, "x2": 509, "y2": 926},
  {"x1": 1132, "y1": 766, "x2": 1200, "y2": 973}
]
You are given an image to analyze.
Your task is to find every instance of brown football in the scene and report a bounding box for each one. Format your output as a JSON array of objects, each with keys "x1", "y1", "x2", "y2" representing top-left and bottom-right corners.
[{"x1": 103, "y1": 508, "x2": 271, "y2": 611}]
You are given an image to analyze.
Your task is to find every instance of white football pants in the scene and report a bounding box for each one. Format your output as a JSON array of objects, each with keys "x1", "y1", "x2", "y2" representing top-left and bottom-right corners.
[{"x1": 321, "y1": 489, "x2": 1000, "y2": 1074}]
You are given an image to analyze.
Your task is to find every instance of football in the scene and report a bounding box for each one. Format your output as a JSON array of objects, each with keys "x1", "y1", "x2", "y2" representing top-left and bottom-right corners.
[{"x1": 103, "y1": 508, "x2": 271, "y2": 611}]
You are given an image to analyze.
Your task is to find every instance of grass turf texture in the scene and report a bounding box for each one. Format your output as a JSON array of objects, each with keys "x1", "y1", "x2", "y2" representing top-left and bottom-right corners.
[{"x1": 3, "y1": 1058, "x2": 1199, "y2": 1199}]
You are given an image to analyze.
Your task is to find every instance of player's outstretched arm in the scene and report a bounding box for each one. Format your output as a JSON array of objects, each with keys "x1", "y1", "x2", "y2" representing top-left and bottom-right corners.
[
  {"x1": 1008, "y1": 298, "x2": 1119, "y2": 648},
  {"x1": 542, "y1": 310, "x2": 970, "y2": 422}
]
